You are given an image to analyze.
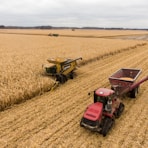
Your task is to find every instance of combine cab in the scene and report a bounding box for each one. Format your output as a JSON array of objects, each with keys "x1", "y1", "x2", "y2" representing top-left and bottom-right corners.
[{"x1": 43, "y1": 57, "x2": 82, "y2": 83}]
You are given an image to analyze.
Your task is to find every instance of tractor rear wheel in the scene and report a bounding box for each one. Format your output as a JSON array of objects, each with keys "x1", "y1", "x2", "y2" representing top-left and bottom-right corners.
[
  {"x1": 115, "y1": 103, "x2": 125, "y2": 118},
  {"x1": 101, "y1": 117, "x2": 114, "y2": 137}
]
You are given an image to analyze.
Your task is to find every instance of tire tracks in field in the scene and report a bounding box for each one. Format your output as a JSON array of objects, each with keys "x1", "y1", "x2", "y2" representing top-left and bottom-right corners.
[
  {"x1": 42, "y1": 44, "x2": 148, "y2": 147},
  {"x1": 0, "y1": 42, "x2": 135, "y2": 127},
  {"x1": 22, "y1": 43, "x2": 148, "y2": 146},
  {"x1": 0, "y1": 43, "x2": 148, "y2": 147},
  {"x1": 63, "y1": 45, "x2": 147, "y2": 147},
  {"x1": 0, "y1": 43, "x2": 146, "y2": 112},
  {"x1": 0, "y1": 48, "x2": 147, "y2": 142}
]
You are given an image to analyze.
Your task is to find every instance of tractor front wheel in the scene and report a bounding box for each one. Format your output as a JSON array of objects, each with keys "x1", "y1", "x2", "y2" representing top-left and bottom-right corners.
[
  {"x1": 101, "y1": 117, "x2": 115, "y2": 137},
  {"x1": 80, "y1": 118, "x2": 84, "y2": 127}
]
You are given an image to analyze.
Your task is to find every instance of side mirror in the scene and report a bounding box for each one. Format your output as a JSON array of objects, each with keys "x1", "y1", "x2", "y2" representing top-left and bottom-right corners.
[
  {"x1": 88, "y1": 92, "x2": 91, "y2": 96},
  {"x1": 88, "y1": 91, "x2": 94, "y2": 96}
]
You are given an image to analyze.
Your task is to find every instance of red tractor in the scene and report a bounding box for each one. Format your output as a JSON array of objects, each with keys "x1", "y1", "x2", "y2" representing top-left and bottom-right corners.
[
  {"x1": 80, "y1": 68, "x2": 148, "y2": 136},
  {"x1": 80, "y1": 88, "x2": 124, "y2": 136}
]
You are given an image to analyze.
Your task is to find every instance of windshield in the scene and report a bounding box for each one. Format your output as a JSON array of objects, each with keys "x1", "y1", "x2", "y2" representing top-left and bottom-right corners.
[
  {"x1": 94, "y1": 94, "x2": 108, "y2": 107},
  {"x1": 46, "y1": 65, "x2": 56, "y2": 74}
]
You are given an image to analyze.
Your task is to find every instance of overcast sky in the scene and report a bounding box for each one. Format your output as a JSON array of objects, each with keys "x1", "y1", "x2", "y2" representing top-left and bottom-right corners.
[{"x1": 0, "y1": 0, "x2": 148, "y2": 28}]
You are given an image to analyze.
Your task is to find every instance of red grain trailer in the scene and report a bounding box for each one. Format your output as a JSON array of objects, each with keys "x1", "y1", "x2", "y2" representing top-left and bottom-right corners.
[{"x1": 109, "y1": 68, "x2": 147, "y2": 98}]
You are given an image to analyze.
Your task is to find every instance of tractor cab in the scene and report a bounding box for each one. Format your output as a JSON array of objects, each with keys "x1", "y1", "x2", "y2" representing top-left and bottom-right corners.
[
  {"x1": 80, "y1": 88, "x2": 124, "y2": 136},
  {"x1": 94, "y1": 88, "x2": 115, "y2": 111}
]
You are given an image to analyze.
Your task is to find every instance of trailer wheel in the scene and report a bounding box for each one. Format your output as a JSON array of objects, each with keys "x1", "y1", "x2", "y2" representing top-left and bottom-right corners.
[
  {"x1": 101, "y1": 117, "x2": 114, "y2": 137},
  {"x1": 137, "y1": 86, "x2": 139, "y2": 93},
  {"x1": 130, "y1": 87, "x2": 138, "y2": 98}
]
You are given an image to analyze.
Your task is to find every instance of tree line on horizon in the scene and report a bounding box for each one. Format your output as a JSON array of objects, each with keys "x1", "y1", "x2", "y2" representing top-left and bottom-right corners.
[{"x1": 0, "y1": 25, "x2": 147, "y2": 30}]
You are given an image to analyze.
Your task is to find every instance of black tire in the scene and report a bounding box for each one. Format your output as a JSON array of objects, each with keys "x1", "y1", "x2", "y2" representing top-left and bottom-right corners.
[
  {"x1": 111, "y1": 86, "x2": 114, "y2": 90},
  {"x1": 63, "y1": 75, "x2": 68, "y2": 82},
  {"x1": 101, "y1": 117, "x2": 114, "y2": 137},
  {"x1": 115, "y1": 103, "x2": 125, "y2": 118},
  {"x1": 60, "y1": 75, "x2": 67, "y2": 84},
  {"x1": 130, "y1": 87, "x2": 138, "y2": 98},
  {"x1": 56, "y1": 74, "x2": 60, "y2": 82},
  {"x1": 80, "y1": 118, "x2": 84, "y2": 127},
  {"x1": 137, "y1": 86, "x2": 140, "y2": 93},
  {"x1": 56, "y1": 74, "x2": 65, "y2": 84},
  {"x1": 69, "y1": 72, "x2": 74, "y2": 79}
]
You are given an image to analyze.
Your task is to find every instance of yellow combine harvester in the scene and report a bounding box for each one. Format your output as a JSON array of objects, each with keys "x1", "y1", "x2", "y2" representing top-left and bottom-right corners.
[{"x1": 44, "y1": 57, "x2": 82, "y2": 83}]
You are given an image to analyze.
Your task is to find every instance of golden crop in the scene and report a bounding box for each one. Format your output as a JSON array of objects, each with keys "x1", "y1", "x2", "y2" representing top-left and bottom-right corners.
[
  {"x1": 0, "y1": 29, "x2": 148, "y2": 147},
  {"x1": 0, "y1": 29, "x2": 146, "y2": 110}
]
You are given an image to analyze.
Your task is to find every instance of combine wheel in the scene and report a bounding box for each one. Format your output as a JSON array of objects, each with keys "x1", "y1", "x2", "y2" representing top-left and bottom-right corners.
[
  {"x1": 56, "y1": 74, "x2": 61, "y2": 83},
  {"x1": 63, "y1": 75, "x2": 68, "y2": 83},
  {"x1": 101, "y1": 117, "x2": 114, "y2": 137},
  {"x1": 63, "y1": 75, "x2": 68, "y2": 82},
  {"x1": 69, "y1": 71, "x2": 74, "y2": 79},
  {"x1": 115, "y1": 103, "x2": 125, "y2": 118},
  {"x1": 130, "y1": 87, "x2": 138, "y2": 98},
  {"x1": 56, "y1": 74, "x2": 67, "y2": 84}
]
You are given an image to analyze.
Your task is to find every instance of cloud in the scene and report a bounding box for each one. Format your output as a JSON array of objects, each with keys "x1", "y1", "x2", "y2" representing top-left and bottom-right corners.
[{"x1": 0, "y1": 0, "x2": 148, "y2": 28}]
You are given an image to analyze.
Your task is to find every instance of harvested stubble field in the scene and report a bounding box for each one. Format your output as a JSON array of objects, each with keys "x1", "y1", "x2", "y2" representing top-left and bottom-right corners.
[{"x1": 0, "y1": 29, "x2": 148, "y2": 147}]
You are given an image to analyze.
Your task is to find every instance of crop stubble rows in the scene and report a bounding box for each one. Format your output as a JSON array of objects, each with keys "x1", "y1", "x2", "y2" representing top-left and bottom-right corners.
[
  {"x1": 0, "y1": 40, "x2": 148, "y2": 147},
  {"x1": 0, "y1": 31, "x2": 146, "y2": 110}
]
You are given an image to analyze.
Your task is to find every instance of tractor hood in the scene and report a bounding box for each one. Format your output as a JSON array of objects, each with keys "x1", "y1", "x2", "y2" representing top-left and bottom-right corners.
[{"x1": 84, "y1": 102, "x2": 103, "y2": 121}]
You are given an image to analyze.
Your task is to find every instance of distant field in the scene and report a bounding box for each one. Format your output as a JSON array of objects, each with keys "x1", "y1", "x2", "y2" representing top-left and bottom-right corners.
[
  {"x1": 1, "y1": 28, "x2": 148, "y2": 37},
  {"x1": 0, "y1": 29, "x2": 148, "y2": 147}
]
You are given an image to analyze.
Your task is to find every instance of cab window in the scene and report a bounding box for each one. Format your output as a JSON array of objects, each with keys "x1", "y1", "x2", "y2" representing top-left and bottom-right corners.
[{"x1": 94, "y1": 94, "x2": 108, "y2": 107}]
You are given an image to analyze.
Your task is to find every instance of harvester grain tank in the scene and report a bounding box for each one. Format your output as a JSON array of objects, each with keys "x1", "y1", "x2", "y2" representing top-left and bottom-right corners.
[
  {"x1": 80, "y1": 68, "x2": 148, "y2": 136},
  {"x1": 44, "y1": 57, "x2": 82, "y2": 83}
]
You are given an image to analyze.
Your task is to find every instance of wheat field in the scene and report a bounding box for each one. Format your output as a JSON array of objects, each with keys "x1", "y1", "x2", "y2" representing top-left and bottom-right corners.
[{"x1": 0, "y1": 29, "x2": 148, "y2": 147}]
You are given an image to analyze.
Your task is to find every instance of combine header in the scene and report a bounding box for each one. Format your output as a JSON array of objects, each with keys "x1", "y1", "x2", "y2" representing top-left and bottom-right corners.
[
  {"x1": 43, "y1": 57, "x2": 82, "y2": 83},
  {"x1": 80, "y1": 68, "x2": 148, "y2": 136}
]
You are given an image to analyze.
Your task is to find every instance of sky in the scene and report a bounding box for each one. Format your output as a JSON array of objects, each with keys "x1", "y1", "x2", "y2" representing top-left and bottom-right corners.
[{"x1": 0, "y1": 0, "x2": 148, "y2": 28}]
